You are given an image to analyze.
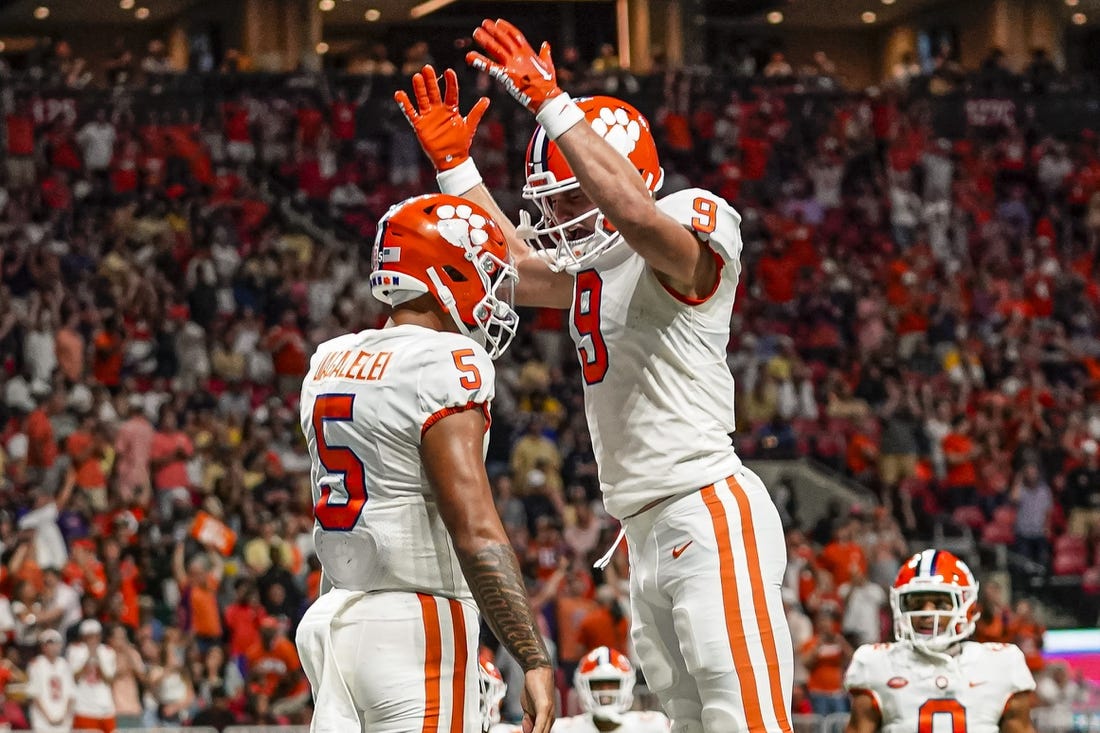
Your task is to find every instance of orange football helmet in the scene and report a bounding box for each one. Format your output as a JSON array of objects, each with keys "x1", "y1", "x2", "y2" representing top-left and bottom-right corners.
[
  {"x1": 371, "y1": 194, "x2": 518, "y2": 358},
  {"x1": 574, "y1": 646, "x2": 635, "y2": 720},
  {"x1": 891, "y1": 549, "x2": 980, "y2": 654},
  {"x1": 521, "y1": 96, "x2": 663, "y2": 272},
  {"x1": 477, "y1": 657, "x2": 506, "y2": 731}
]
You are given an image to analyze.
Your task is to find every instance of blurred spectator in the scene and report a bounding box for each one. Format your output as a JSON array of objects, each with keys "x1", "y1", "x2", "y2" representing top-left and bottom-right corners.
[
  {"x1": 975, "y1": 580, "x2": 1014, "y2": 643},
  {"x1": 399, "y1": 41, "x2": 432, "y2": 76},
  {"x1": 763, "y1": 52, "x2": 793, "y2": 78},
  {"x1": 1065, "y1": 439, "x2": 1100, "y2": 537},
  {"x1": 20, "y1": 480, "x2": 74, "y2": 571},
  {"x1": 40, "y1": 566, "x2": 82, "y2": 638},
  {"x1": 108, "y1": 624, "x2": 146, "y2": 728},
  {"x1": 1012, "y1": 462, "x2": 1053, "y2": 568},
  {"x1": 114, "y1": 397, "x2": 154, "y2": 505},
  {"x1": 1035, "y1": 661, "x2": 1088, "y2": 710},
  {"x1": 941, "y1": 415, "x2": 979, "y2": 510},
  {"x1": 801, "y1": 611, "x2": 853, "y2": 715},
  {"x1": 172, "y1": 539, "x2": 224, "y2": 652},
  {"x1": 819, "y1": 518, "x2": 867, "y2": 589},
  {"x1": 147, "y1": 639, "x2": 195, "y2": 724},
  {"x1": 841, "y1": 567, "x2": 886, "y2": 646},
  {"x1": 590, "y1": 44, "x2": 620, "y2": 75},
  {"x1": 77, "y1": 109, "x2": 117, "y2": 181},
  {"x1": 1009, "y1": 600, "x2": 1046, "y2": 674},
  {"x1": 562, "y1": 487, "x2": 602, "y2": 561},
  {"x1": 5, "y1": 98, "x2": 37, "y2": 190},
  {"x1": 350, "y1": 44, "x2": 396, "y2": 76},
  {"x1": 576, "y1": 585, "x2": 629, "y2": 656},
  {"x1": 244, "y1": 617, "x2": 309, "y2": 716},
  {"x1": 1024, "y1": 49, "x2": 1059, "y2": 94},
  {"x1": 26, "y1": 629, "x2": 72, "y2": 732},
  {"x1": 191, "y1": 685, "x2": 238, "y2": 731},
  {"x1": 890, "y1": 52, "x2": 921, "y2": 90},
  {"x1": 68, "y1": 619, "x2": 117, "y2": 733},
  {"x1": 140, "y1": 41, "x2": 174, "y2": 76}
]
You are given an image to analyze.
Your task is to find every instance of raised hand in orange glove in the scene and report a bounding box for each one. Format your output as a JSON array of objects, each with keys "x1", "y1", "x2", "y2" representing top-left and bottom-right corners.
[
  {"x1": 466, "y1": 19, "x2": 562, "y2": 114},
  {"x1": 394, "y1": 64, "x2": 489, "y2": 172}
]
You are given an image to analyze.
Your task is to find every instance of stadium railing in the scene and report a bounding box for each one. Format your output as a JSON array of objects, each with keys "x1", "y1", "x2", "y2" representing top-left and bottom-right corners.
[
  {"x1": 64, "y1": 709, "x2": 1100, "y2": 732},
  {"x1": 72, "y1": 727, "x2": 311, "y2": 733}
]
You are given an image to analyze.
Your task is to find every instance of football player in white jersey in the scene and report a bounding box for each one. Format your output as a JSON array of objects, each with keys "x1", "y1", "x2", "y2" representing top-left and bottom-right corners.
[
  {"x1": 395, "y1": 22, "x2": 793, "y2": 733},
  {"x1": 844, "y1": 549, "x2": 1036, "y2": 733},
  {"x1": 295, "y1": 193, "x2": 555, "y2": 733},
  {"x1": 554, "y1": 647, "x2": 671, "y2": 733}
]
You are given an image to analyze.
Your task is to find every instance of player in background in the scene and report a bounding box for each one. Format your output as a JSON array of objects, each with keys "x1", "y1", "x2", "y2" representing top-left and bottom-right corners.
[
  {"x1": 295, "y1": 193, "x2": 554, "y2": 733},
  {"x1": 554, "y1": 647, "x2": 670, "y2": 733},
  {"x1": 481, "y1": 657, "x2": 523, "y2": 733},
  {"x1": 395, "y1": 23, "x2": 792, "y2": 733},
  {"x1": 844, "y1": 549, "x2": 1036, "y2": 733}
]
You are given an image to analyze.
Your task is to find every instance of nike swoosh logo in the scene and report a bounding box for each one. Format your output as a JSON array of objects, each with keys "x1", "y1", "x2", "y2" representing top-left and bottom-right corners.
[
  {"x1": 969, "y1": 681, "x2": 987, "y2": 687},
  {"x1": 531, "y1": 59, "x2": 553, "y2": 81},
  {"x1": 672, "y1": 541, "x2": 693, "y2": 559}
]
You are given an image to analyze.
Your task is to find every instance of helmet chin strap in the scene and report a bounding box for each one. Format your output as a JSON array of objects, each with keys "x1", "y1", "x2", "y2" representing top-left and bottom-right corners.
[
  {"x1": 592, "y1": 710, "x2": 624, "y2": 726},
  {"x1": 427, "y1": 267, "x2": 477, "y2": 344},
  {"x1": 910, "y1": 627, "x2": 964, "y2": 662}
]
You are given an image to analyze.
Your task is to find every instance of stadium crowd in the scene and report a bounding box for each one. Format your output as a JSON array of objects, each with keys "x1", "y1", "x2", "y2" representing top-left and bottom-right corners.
[{"x1": 1, "y1": 33, "x2": 1100, "y2": 728}]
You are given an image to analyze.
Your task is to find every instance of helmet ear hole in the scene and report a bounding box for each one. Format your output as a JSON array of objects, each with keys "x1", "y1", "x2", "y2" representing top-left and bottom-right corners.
[{"x1": 442, "y1": 265, "x2": 468, "y2": 282}]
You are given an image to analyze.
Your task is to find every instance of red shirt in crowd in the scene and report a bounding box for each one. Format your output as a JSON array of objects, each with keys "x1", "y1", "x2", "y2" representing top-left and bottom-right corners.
[
  {"x1": 225, "y1": 601, "x2": 268, "y2": 658},
  {"x1": 296, "y1": 106, "x2": 324, "y2": 147},
  {"x1": 943, "y1": 432, "x2": 978, "y2": 487},
  {"x1": 5, "y1": 114, "x2": 34, "y2": 155},
  {"x1": 331, "y1": 101, "x2": 357, "y2": 141},
  {"x1": 740, "y1": 137, "x2": 771, "y2": 181},
  {"x1": 223, "y1": 103, "x2": 251, "y2": 142},
  {"x1": 757, "y1": 250, "x2": 800, "y2": 304}
]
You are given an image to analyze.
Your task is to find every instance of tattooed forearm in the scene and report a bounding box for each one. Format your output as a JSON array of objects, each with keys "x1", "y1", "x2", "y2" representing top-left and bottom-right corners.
[{"x1": 459, "y1": 542, "x2": 551, "y2": 671}]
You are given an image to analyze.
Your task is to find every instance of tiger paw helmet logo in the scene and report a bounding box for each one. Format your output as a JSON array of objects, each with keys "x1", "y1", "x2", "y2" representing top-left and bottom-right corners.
[
  {"x1": 590, "y1": 106, "x2": 643, "y2": 157},
  {"x1": 434, "y1": 203, "x2": 493, "y2": 249}
]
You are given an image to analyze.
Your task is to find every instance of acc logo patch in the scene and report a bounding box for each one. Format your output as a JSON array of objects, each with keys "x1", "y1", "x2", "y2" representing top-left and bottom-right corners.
[{"x1": 887, "y1": 677, "x2": 908, "y2": 689}]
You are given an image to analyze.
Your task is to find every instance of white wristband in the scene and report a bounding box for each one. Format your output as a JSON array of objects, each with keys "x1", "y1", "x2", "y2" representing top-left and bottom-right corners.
[
  {"x1": 436, "y1": 158, "x2": 483, "y2": 196},
  {"x1": 535, "y1": 93, "x2": 585, "y2": 140}
]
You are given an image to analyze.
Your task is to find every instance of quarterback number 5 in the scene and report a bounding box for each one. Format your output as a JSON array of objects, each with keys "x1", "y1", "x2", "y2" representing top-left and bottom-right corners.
[
  {"x1": 573, "y1": 270, "x2": 609, "y2": 385},
  {"x1": 691, "y1": 196, "x2": 718, "y2": 235},
  {"x1": 452, "y1": 349, "x2": 483, "y2": 389},
  {"x1": 311, "y1": 394, "x2": 369, "y2": 532}
]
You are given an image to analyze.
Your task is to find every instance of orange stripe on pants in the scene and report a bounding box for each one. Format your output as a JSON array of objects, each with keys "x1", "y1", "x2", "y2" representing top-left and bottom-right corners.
[
  {"x1": 418, "y1": 593, "x2": 442, "y2": 733},
  {"x1": 448, "y1": 599, "x2": 468, "y2": 733},
  {"x1": 701, "y1": 484, "x2": 765, "y2": 730},
  {"x1": 725, "y1": 476, "x2": 793, "y2": 733}
]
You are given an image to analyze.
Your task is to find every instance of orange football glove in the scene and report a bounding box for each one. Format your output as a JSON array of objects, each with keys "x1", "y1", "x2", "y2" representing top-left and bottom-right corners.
[
  {"x1": 466, "y1": 19, "x2": 562, "y2": 114},
  {"x1": 394, "y1": 65, "x2": 490, "y2": 172}
]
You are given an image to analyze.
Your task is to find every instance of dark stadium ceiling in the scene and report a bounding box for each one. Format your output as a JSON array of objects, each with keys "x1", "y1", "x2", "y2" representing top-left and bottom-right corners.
[
  {"x1": 774, "y1": 0, "x2": 952, "y2": 29},
  {"x1": 0, "y1": 0, "x2": 199, "y2": 28},
  {"x1": 0, "y1": 0, "x2": 1055, "y2": 30}
]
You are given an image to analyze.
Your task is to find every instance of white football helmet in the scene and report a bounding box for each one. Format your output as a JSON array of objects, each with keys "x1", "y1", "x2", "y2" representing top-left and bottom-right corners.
[
  {"x1": 574, "y1": 646, "x2": 635, "y2": 721},
  {"x1": 891, "y1": 548, "x2": 980, "y2": 655},
  {"x1": 479, "y1": 657, "x2": 507, "y2": 732}
]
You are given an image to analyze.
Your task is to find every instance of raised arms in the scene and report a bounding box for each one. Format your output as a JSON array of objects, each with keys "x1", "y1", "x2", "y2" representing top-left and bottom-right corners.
[{"x1": 396, "y1": 65, "x2": 572, "y2": 309}]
